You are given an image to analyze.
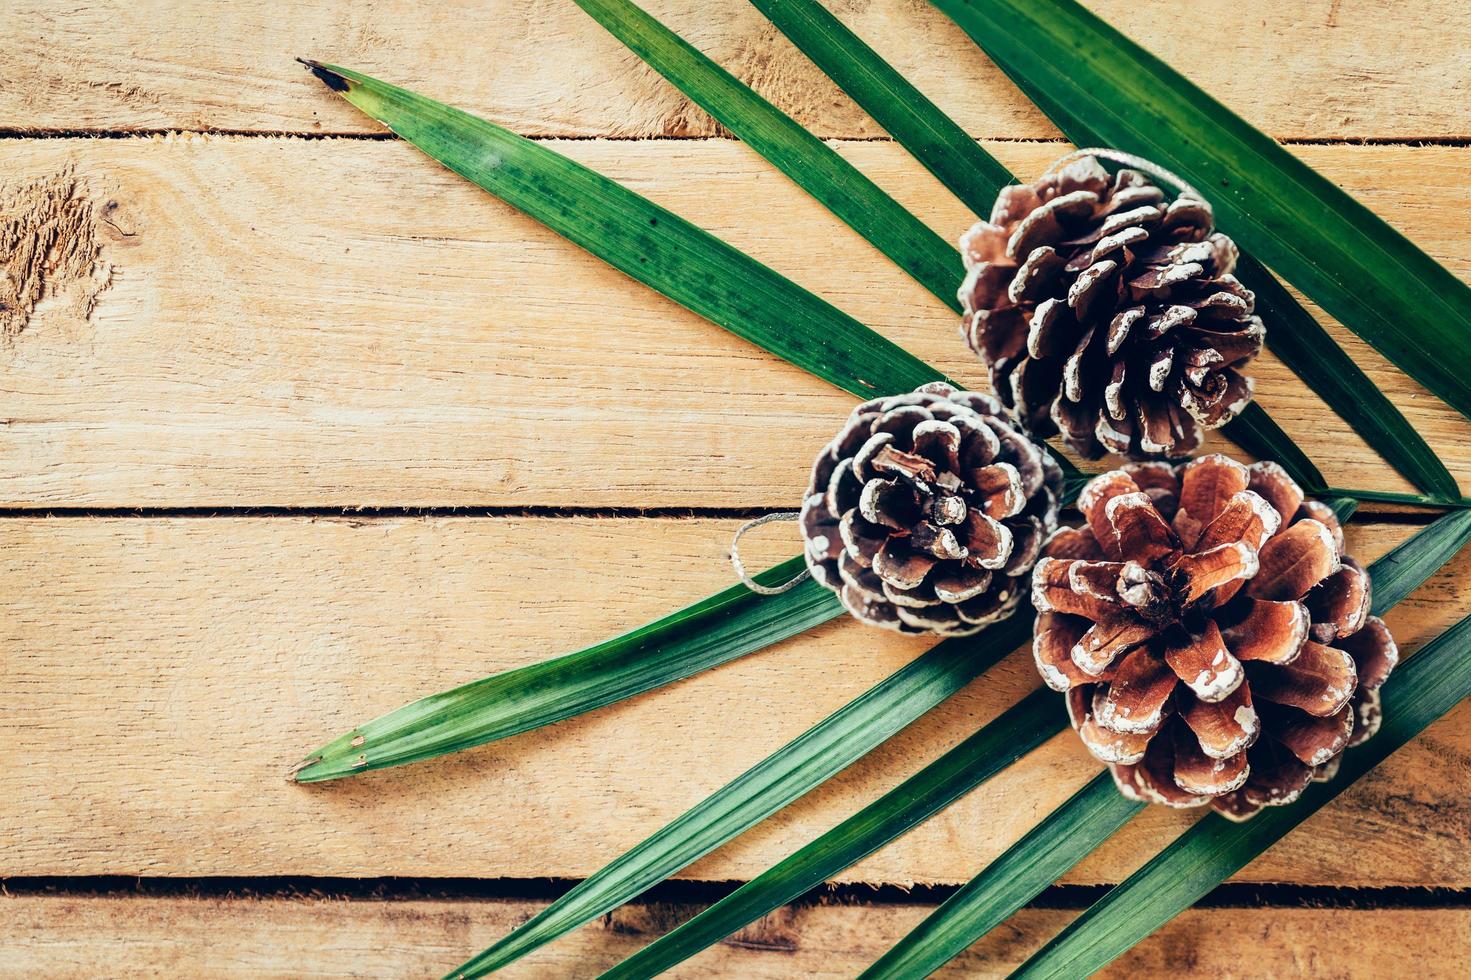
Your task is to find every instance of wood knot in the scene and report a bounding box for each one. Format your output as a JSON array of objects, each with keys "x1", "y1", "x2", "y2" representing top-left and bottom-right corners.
[{"x1": 1, "y1": 165, "x2": 114, "y2": 343}]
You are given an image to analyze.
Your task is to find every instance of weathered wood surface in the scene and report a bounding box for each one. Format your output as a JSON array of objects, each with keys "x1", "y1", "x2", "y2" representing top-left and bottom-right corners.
[
  {"x1": 3, "y1": 138, "x2": 1468, "y2": 506},
  {"x1": 7, "y1": 0, "x2": 1471, "y2": 973},
  {"x1": 4, "y1": 894, "x2": 1466, "y2": 978},
  {"x1": 4, "y1": 516, "x2": 1468, "y2": 886},
  {"x1": 6, "y1": 0, "x2": 1469, "y2": 140}
]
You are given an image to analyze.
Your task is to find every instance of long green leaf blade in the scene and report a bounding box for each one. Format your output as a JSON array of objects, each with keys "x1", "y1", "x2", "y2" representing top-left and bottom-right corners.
[
  {"x1": 1012, "y1": 609, "x2": 1471, "y2": 979},
  {"x1": 932, "y1": 0, "x2": 1471, "y2": 425},
  {"x1": 867, "y1": 508, "x2": 1469, "y2": 977},
  {"x1": 299, "y1": 61, "x2": 946, "y2": 399},
  {"x1": 599, "y1": 687, "x2": 1068, "y2": 979},
  {"x1": 738, "y1": 1, "x2": 1339, "y2": 508},
  {"x1": 1219, "y1": 402, "x2": 1325, "y2": 493},
  {"x1": 1235, "y1": 253, "x2": 1458, "y2": 501},
  {"x1": 447, "y1": 611, "x2": 1035, "y2": 978},
  {"x1": 1325, "y1": 496, "x2": 1358, "y2": 526},
  {"x1": 291, "y1": 556, "x2": 841, "y2": 782},
  {"x1": 571, "y1": 0, "x2": 963, "y2": 310},
  {"x1": 860, "y1": 773, "x2": 1141, "y2": 980},
  {"x1": 749, "y1": 0, "x2": 1012, "y2": 216},
  {"x1": 1368, "y1": 509, "x2": 1471, "y2": 617},
  {"x1": 1326, "y1": 486, "x2": 1471, "y2": 510}
]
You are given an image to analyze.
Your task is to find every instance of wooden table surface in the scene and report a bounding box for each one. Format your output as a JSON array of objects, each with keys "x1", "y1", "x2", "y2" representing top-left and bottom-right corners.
[{"x1": 3, "y1": 1, "x2": 1469, "y2": 976}]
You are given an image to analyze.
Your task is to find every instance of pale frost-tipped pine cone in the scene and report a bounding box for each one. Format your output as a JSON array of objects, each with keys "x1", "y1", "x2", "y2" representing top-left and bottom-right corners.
[
  {"x1": 959, "y1": 156, "x2": 1263, "y2": 460},
  {"x1": 1030, "y1": 454, "x2": 1396, "y2": 819},
  {"x1": 800, "y1": 382, "x2": 1063, "y2": 636}
]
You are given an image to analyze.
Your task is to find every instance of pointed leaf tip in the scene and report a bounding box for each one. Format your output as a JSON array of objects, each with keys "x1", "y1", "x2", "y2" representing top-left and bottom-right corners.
[
  {"x1": 285, "y1": 755, "x2": 322, "y2": 783},
  {"x1": 297, "y1": 57, "x2": 351, "y2": 93}
]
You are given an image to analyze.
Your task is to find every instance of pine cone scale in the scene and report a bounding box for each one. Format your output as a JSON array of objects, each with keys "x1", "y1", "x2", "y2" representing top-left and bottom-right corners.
[
  {"x1": 1163, "y1": 620, "x2": 1243, "y2": 703},
  {"x1": 1180, "y1": 684, "x2": 1258, "y2": 759}
]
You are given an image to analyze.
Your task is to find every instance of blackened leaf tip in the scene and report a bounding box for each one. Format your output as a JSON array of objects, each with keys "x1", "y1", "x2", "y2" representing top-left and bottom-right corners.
[{"x1": 297, "y1": 57, "x2": 351, "y2": 93}]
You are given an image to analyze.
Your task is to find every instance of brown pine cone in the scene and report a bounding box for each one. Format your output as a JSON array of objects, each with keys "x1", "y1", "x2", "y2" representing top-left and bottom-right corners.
[
  {"x1": 1030, "y1": 455, "x2": 1397, "y2": 819},
  {"x1": 800, "y1": 382, "x2": 1063, "y2": 636},
  {"x1": 959, "y1": 155, "x2": 1264, "y2": 460}
]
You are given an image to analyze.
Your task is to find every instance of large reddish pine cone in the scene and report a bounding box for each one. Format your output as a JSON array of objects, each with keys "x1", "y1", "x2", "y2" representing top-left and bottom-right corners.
[
  {"x1": 800, "y1": 382, "x2": 1063, "y2": 637},
  {"x1": 1031, "y1": 455, "x2": 1397, "y2": 820},
  {"x1": 959, "y1": 155, "x2": 1264, "y2": 460}
]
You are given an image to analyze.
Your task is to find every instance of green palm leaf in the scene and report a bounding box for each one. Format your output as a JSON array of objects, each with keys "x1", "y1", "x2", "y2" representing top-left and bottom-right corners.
[
  {"x1": 1324, "y1": 486, "x2": 1471, "y2": 511},
  {"x1": 298, "y1": 60, "x2": 945, "y2": 401},
  {"x1": 749, "y1": 0, "x2": 1012, "y2": 215},
  {"x1": 932, "y1": 0, "x2": 1471, "y2": 431},
  {"x1": 1368, "y1": 509, "x2": 1471, "y2": 615},
  {"x1": 1235, "y1": 252, "x2": 1458, "y2": 501},
  {"x1": 1219, "y1": 403, "x2": 1324, "y2": 493},
  {"x1": 446, "y1": 611, "x2": 1034, "y2": 978},
  {"x1": 1325, "y1": 496, "x2": 1359, "y2": 526},
  {"x1": 571, "y1": 0, "x2": 963, "y2": 310},
  {"x1": 751, "y1": 0, "x2": 1448, "y2": 500},
  {"x1": 598, "y1": 687, "x2": 1068, "y2": 979},
  {"x1": 573, "y1": 0, "x2": 1332, "y2": 493},
  {"x1": 290, "y1": 557, "x2": 839, "y2": 782},
  {"x1": 859, "y1": 507, "x2": 1469, "y2": 977},
  {"x1": 860, "y1": 773, "x2": 1140, "y2": 980}
]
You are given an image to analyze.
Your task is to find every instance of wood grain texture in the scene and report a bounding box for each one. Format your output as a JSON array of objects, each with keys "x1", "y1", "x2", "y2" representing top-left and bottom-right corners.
[
  {"x1": 2, "y1": 138, "x2": 1468, "y2": 506},
  {"x1": 6, "y1": 0, "x2": 1469, "y2": 140},
  {"x1": 4, "y1": 516, "x2": 1468, "y2": 886},
  {"x1": 4, "y1": 894, "x2": 1468, "y2": 978}
]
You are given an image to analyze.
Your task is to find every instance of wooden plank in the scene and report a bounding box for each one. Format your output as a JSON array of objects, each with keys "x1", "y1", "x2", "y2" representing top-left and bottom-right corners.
[
  {"x1": 3, "y1": 515, "x2": 1468, "y2": 885},
  {"x1": 2, "y1": 138, "x2": 1467, "y2": 507},
  {"x1": 3, "y1": 893, "x2": 1467, "y2": 977},
  {"x1": 5, "y1": 1, "x2": 1468, "y2": 140}
]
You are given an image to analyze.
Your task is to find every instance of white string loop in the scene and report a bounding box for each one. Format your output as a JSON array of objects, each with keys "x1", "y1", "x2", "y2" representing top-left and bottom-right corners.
[{"x1": 728, "y1": 512, "x2": 810, "y2": 595}]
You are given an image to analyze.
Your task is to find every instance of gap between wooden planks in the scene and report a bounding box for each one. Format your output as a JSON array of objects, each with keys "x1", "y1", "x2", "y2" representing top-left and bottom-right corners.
[
  {"x1": 3, "y1": 515, "x2": 1468, "y2": 887},
  {"x1": 4, "y1": 0, "x2": 1468, "y2": 140},
  {"x1": 2, "y1": 894, "x2": 1467, "y2": 978},
  {"x1": 1, "y1": 138, "x2": 1468, "y2": 507}
]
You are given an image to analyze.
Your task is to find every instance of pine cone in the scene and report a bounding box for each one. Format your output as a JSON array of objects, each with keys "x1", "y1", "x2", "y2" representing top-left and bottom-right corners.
[
  {"x1": 959, "y1": 156, "x2": 1264, "y2": 460},
  {"x1": 801, "y1": 382, "x2": 1063, "y2": 636},
  {"x1": 1031, "y1": 455, "x2": 1397, "y2": 819}
]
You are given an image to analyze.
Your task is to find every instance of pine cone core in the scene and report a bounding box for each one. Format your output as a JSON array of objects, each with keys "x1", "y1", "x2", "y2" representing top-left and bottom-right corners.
[
  {"x1": 801, "y1": 383, "x2": 1063, "y2": 636},
  {"x1": 1031, "y1": 455, "x2": 1397, "y2": 820},
  {"x1": 959, "y1": 155, "x2": 1264, "y2": 460}
]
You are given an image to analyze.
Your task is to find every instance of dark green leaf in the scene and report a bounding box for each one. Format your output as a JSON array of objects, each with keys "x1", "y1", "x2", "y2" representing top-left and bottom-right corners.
[
  {"x1": 299, "y1": 60, "x2": 946, "y2": 400},
  {"x1": 446, "y1": 611, "x2": 1035, "y2": 978},
  {"x1": 932, "y1": 0, "x2": 1471, "y2": 426},
  {"x1": 1235, "y1": 253, "x2": 1458, "y2": 501},
  {"x1": 1329, "y1": 497, "x2": 1359, "y2": 526},
  {"x1": 1012, "y1": 608, "x2": 1471, "y2": 979},
  {"x1": 1220, "y1": 402, "x2": 1326, "y2": 493},
  {"x1": 859, "y1": 773, "x2": 1141, "y2": 980},
  {"x1": 599, "y1": 687, "x2": 1068, "y2": 979},
  {"x1": 572, "y1": 0, "x2": 962, "y2": 310},
  {"x1": 750, "y1": 0, "x2": 1012, "y2": 216},
  {"x1": 1368, "y1": 509, "x2": 1471, "y2": 617},
  {"x1": 1325, "y1": 496, "x2": 1358, "y2": 526},
  {"x1": 291, "y1": 557, "x2": 840, "y2": 782},
  {"x1": 1324, "y1": 486, "x2": 1471, "y2": 510}
]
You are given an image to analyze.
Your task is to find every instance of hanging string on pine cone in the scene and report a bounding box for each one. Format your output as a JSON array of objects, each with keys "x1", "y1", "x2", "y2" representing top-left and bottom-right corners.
[
  {"x1": 784, "y1": 382, "x2": 1064, "y2": 636},
  {"x1": 1031, "y1": 455, "x2": 1397, "y2": 820},
  {"x1": 958, "y1": 148, "x2": 1265, "y2": 461}
]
